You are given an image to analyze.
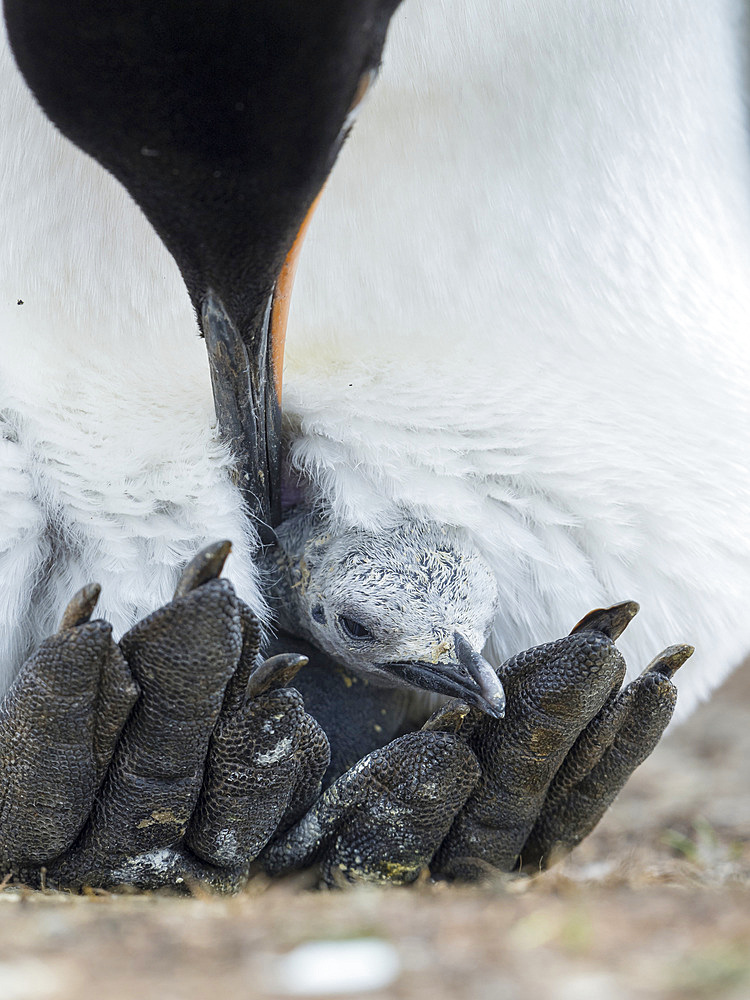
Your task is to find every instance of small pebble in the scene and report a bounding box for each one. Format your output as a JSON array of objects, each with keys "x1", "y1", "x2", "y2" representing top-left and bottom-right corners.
[
  {"x1": 273, "y1": 938, "x2": 401, "y2": 995},
  {"x1": 0, "y1": 959, "x2": 61, "y2": 1000}
]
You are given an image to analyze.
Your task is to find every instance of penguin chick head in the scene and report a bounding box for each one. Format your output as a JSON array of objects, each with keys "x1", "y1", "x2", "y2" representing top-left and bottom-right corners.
[{"x1": 271, "y1": 509, "x2": 505, "y2": 718}]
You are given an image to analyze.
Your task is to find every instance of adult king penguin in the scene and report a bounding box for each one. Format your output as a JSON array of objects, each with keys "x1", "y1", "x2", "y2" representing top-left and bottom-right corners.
[{"x1": 1, "y1": 1, "x2": 749, "y2": 721}]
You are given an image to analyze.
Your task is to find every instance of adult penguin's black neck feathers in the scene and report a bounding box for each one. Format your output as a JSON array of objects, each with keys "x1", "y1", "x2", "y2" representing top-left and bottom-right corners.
[{"x1": 4, "y1": 0, "x2": 400, "y2": 529}]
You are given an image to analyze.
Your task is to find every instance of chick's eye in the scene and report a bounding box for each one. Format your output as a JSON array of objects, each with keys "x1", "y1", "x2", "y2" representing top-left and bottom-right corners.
[{"x1": 338, "y1": 614, "x2": 374, "y2": 641}]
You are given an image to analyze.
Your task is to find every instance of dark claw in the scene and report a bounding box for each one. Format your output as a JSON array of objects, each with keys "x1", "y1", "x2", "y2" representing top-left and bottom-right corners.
[
  {"x1": 22, "y1": 568, "x2": 329, "y2": 892},
  {"x1": 186, "y1": 616, "x2": 326, "y2": 872},
  {"x1": 246, "y1": 653, "x2": 309, "y2": 700},
  {"x1": 59, "y1": 583, "x2": 102, "y2": 630},
  {"x1": 270, "y1": 631, "x2": 415, "y2": 788},
  {"x1": 421, "y1": 700, "x2": 471, "y2": 734},
  {"x1": 1, "y1": 568, "x2": 689, "y2": 894},
  {"x1": 645, "y1": 643, "x2": 693, "y2": 679},
  {"x1": 569, "y1": 601, "x2": 640, "y2": 641},
  {"x1": 0, "y1": 616, "x2": 137, "y2": 868},
  {"x1": 519, "y1": 643, "x2": 686, "y2": 871},
  {"x1": 49, "y1": 577, "x2": 243, "y2": 885},
  {"x1": 173, "y1": 540, "x2": 232, "y2": 598},
  {"x1": 186, "y1": 687, "x2": 325, "y2": 869},
  {"x1": 432, "y1": 628, "x2": 627, "y2": 879}
]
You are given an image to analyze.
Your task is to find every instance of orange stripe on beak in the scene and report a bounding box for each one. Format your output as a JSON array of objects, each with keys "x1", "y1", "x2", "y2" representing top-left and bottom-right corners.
[
  {"x1": 270, "y1": 187, "x2": 325, "y2": 401},
  {"x1": 269, "y1": 70, "x2": 375, "y2": 404}
]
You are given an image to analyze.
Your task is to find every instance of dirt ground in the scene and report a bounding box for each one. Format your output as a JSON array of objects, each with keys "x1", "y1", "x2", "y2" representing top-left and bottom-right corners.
[{"x1": 1, "y1": 665, "x2": 748, "y2": 1000}]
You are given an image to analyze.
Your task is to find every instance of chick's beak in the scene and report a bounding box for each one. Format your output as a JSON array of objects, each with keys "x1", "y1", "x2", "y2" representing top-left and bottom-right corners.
[{"x1": 378, "y1": 631, "x2": 506, "y2": 720}]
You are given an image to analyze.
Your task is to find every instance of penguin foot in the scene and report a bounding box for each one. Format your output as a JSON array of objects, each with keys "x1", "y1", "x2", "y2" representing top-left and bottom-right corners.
[
  {"x1": 261, "y1": 706, "x2": 480, "y2": 887},
  {"x1": 431, "y1": 602, "x2": 690, "y2": 880},
  {"x1": 0, "y1": 543, "x2": 328, "y2": 892},
  {"x1": 517, "y1": 641, "x2": 691, "y2": 873}
]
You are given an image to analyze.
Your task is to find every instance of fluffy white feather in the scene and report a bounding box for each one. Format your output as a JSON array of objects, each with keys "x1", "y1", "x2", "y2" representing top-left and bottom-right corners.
[
  {"x1": 0, "y1": 18, "x2": 265, "y2": 683},
  {"x1": 1, "y1": 0, "x2": 749, "y2": 721}
]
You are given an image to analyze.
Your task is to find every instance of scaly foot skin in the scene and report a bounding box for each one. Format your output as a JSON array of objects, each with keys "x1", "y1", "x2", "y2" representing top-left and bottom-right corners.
[
  {"x1": 0, "y1": 543, "x2": 329, "y2": 891},
  {"x1": 432, "y1": 602, "x2": 691, "y2": 880},
  {"x1": 517, "y1": 641, "x2": 691, "y2": 872},
  {"x1": 264, "y1": 602, "x2": 688, "y2": 886},
  {"x1": 0, "y1": 586, "x2": 139, "y2": 869},
  {"x1": 262, "y1": 703, "x2": 481, "y2": 887}
]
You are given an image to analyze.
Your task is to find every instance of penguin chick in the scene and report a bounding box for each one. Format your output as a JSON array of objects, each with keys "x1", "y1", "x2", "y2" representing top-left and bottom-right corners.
[{"x1": 263, "y1": 504, "x2": 505, "y2": 718}]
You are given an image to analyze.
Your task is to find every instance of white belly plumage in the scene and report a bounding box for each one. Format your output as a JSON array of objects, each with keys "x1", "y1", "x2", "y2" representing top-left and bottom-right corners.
[{"x1": 1, "y1": 0, "x2": 749, "y2": 720}]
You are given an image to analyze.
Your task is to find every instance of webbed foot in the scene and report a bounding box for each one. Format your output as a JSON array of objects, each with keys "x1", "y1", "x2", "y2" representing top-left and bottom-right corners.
[
  {"x1": 262, "y1": 703, "x2": 480, "y2": 886},
  {"x1": 432, "y1": 602, "x2": 688, "y2": 879},
  {"x1": 0, "y1": 543, "x2": 328, "y2": 891}
]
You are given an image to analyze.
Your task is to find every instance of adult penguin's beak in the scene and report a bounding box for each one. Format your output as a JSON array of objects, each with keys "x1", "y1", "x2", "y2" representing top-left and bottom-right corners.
[
  {"x1": 206, "y1": 65, "x2": 377, "y2": 538},
  {"x1": 202, "y1": 187, "x2": 326, "y2": 540}
]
